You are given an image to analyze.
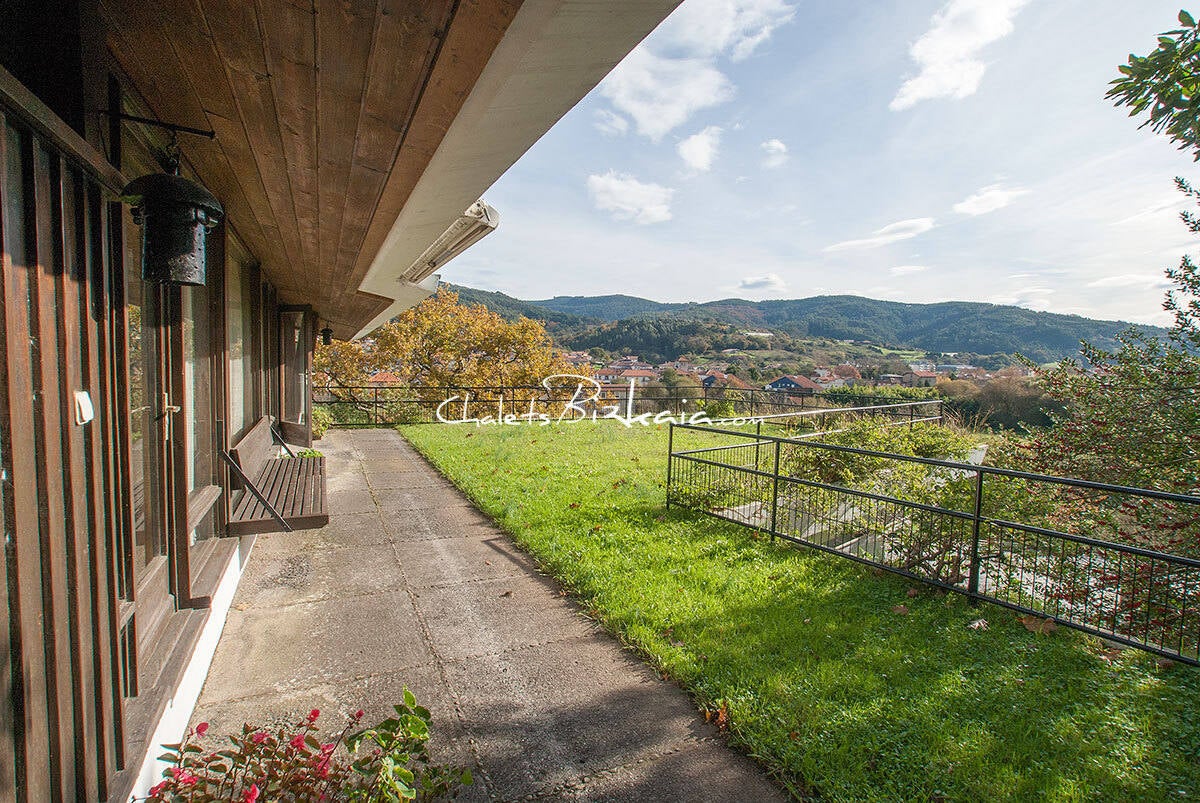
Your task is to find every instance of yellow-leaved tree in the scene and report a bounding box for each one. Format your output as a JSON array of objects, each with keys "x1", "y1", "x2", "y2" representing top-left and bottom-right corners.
[{"x1": 314, "y1": 287, "x2": 570, "y2": 398}]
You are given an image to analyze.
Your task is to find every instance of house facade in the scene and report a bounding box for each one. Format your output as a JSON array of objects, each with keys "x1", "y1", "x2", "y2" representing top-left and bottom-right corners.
[
  {"x1": 765, "y1": 374, "x2": 823, "y2": 394},
  {"x1": 0, "y1": 2, "x2": 679, "y2": 799}
]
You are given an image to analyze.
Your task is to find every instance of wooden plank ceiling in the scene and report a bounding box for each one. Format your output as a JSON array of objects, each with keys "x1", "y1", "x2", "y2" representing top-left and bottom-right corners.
[{"x1": 99, "y1": 0, "x2": 522, "y2": 337}]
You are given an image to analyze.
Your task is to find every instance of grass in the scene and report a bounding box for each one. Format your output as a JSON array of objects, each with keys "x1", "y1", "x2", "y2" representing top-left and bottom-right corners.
[{"x1": 399, "y1": 421, "x2": 1200, "y2": 802}]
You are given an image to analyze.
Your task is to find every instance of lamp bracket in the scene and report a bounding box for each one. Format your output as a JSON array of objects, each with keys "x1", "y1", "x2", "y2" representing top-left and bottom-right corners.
[{"x1": 96, "y1": 110, "x2": 215, "y2": 140}]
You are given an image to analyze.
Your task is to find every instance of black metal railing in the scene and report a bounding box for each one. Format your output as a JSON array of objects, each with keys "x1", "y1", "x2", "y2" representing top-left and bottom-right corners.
[
  {"x1": 313, "y1": 383, "x2": 941, "y2": 427},
  {"x1": 666, "y1": 422, "x2": 1200, "y2": 665}
]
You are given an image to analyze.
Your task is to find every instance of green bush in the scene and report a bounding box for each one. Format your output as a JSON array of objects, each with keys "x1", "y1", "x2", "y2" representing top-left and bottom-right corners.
[
  {"x1": 145, "y1": 690, "x2": 470, "y2": 802},
  {"x1": 311, "y1": 407, "x2": 334, "y2": 440}
]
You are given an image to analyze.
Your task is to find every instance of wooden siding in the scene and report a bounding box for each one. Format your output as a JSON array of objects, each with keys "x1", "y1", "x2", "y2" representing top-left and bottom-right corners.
[
  {"x1": 0, "y1": 103, "x2": 126, "y2": 802},
  {"x1": 99, "y1": 0, "x2": 522, "y2": 337}
]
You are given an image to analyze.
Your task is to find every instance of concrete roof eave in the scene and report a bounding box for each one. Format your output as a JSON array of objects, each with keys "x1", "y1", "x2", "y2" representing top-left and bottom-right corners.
[{"x1": 352, "y1": 0, "x2": 682, "y2": 338}]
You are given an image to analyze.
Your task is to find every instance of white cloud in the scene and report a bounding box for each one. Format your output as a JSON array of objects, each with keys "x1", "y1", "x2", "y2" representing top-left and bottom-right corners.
[
  {"x1": 598, "y1": 1, "x2": 794, "y2": 141},
  {"x1": 678, "y1": 126, "x2": 723, "y2": 171},
  {"x1": 953, "y1": 183, "x2": 1029, "y2": 215},
  {"x1": 1086, "y1": 273, "x2": 1172, "y2": 289},
  {"x1": 824, "y1": 218, "x2": 936, "y2": 252},
  {"x1": 594, "y1": 109, "x2": 629, "y2": 137},
  {"x1": 890, "y1": 264, "x2": 929, "y2": 275},
  {"x1": 737, "y1": 273, "x2": 788, "y2": 292},
  {"x1": 654, "y1": 0, "x2": 796, "y2": 62},
  {"x1": 890, "y1": 0, "x2": 1030, "y2": 111},
  {"x1": 1114, "y1": 197, "x2": 1189, "y2": 225},
  {"x1": 601, "y1": 49, "x2": 734, "y2": 142},
  {"x1": 987, "y1": 286, "x2": 1054, "y2": 311},
  {"x1": 761, "y1": 138, "x2": 788, "y2": 168},
  {"x1": 586, "y1": 171, "x2": 675, "y2": 225}
]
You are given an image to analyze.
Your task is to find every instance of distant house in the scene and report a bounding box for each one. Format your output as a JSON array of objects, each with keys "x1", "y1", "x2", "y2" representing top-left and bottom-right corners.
[
  {"x1": 659, "y1": 358, "x2": 698, "y2": 374},
  {"x1": 593, "y1": 368, "x2": 624, "y2": 383},
  {"x1": 700, "y1": 371, "x2": 725, "y2": 389},
  {"x1": 765, "y1": 375, "x2": 823, "y2": 394},
  {"x1": 368, "y1": 371, "x2": 404, "y2": 386},
  {"x1": 619, "y1": 369, "x2": 658, "y2": 386},
  {"x1": 903, "y1": 370, "x2": 938, "y2": 388},
  {"x1": 561, "y1": 350, "x2": 593, "y2": 368},
  {"x1": 608, "y1": 355, "x2": 654, "y2": 371}
]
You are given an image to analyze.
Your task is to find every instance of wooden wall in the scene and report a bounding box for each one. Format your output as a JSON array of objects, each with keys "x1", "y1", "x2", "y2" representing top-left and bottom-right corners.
[{"x1": 0, "y1": 88, "x2": 128, "y2": 802}]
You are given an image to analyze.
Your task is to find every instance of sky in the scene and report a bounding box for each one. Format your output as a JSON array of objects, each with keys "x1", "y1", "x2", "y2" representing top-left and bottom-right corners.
[{"x1": 443, "y1": 0, "x2": 1199, "y2": 327}]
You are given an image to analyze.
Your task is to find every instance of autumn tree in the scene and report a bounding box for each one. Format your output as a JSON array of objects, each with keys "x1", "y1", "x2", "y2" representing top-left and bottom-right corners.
[
  {"x1": 313, "y1": 338, "x2": 373, "y2": 393},
  {"x1": 315, "y1": 287, "x2": 569, "y2": 392},
  {"x1": 645, "y1": 368, "x2": 704, "y2": 411}
]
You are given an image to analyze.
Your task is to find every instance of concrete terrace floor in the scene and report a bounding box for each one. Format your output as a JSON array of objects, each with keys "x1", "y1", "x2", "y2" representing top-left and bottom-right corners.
[{"x1": 191, "y1": 428, "x2": 786, "y2": 801}]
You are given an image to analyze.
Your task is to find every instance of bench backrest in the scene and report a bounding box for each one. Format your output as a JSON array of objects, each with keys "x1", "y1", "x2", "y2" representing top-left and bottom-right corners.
[{"x1": 230, "y1": 416, "x2": 277, "y2": 479}]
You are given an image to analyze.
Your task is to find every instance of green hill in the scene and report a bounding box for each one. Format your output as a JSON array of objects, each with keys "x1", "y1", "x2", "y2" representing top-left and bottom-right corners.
[
  {"x1": 445, "y1": 283, "x2": 595, "y2": 334},
  {"x1": 444, "y1": 284, "x2": 1162, "y2": 363}
]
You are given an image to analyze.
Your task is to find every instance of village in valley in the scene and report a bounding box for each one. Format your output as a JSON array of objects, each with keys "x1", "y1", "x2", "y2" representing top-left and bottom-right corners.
[{"x1": 363, "y1": 346, "x2": 1013, "y2": 396}]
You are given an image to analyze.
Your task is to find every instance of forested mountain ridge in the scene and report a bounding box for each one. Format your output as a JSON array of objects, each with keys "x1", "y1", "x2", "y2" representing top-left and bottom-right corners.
[{"x1": 446, "y1": 284, "x2": 1163, "y2": 362}]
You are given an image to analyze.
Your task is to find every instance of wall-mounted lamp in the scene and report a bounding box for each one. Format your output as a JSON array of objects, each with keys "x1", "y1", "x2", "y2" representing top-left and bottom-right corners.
[
  {"x1": 110, "y1": 114, "x2": 223, "y2": 286},
  {"x1": 320, "y1": 327, "x2": 333, "y2": 346},
  {"x1": 121, "y1": 171, "x2": 223, "y2": 285}
]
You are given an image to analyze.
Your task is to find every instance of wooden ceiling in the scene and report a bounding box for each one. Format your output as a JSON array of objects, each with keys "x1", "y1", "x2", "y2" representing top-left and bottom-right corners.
[{"x1": 100, "y1": 0, "x2": 522, "y2": 337}]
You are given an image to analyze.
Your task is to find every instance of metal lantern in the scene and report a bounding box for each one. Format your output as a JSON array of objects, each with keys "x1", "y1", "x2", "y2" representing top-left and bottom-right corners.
[
  {"x1": 121, "y1": 172, "x2": 223, "y2": 286},
  {"x1": 320, "y1": 327, "x2": 333, "y2": 346}
]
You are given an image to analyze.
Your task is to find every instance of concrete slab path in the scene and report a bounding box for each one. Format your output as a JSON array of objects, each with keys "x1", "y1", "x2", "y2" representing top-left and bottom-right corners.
[{"x1": 192, "y1": 428, "x2": 787, "y2": 801}]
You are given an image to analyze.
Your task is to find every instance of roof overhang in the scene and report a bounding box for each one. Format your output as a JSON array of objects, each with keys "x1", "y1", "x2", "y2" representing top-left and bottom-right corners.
[
  {"x1": 103, "y1": 0, "x2": 680, "y2": 340},
  {"x1": 352, "y1": 0, "x2": 683, "y2": 337}
]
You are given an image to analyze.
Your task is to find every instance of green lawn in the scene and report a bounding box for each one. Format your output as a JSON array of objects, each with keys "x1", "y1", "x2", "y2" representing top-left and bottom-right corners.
[{"x1": 399, "y1": 421, "x2": 1200, "y2": 802}]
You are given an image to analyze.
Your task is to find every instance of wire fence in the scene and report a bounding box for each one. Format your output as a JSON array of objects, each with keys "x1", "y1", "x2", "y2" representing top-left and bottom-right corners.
[
  {"x1": 313, "y1": 383, "x2": 940, "y2": 427},
  {"x1": 667, "y1": 421, "x2": 1200, "y2": 665}
]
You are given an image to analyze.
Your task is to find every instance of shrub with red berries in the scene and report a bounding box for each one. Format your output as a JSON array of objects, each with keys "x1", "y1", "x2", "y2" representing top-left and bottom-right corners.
[{"x1": 140, "y1": 689, "x2": 470, "y2": 801}]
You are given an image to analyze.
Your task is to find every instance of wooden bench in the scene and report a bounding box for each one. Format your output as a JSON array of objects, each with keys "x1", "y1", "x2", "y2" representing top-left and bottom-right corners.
[{"x1": 221, "y1": 417, "x2": 328, "y2": 534}]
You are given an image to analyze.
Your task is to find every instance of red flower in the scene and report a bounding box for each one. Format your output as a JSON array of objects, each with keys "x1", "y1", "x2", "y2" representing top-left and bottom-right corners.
[
  {"x1": 243, "y1": 783, "x2": 260, "y2": 803},
  {"x1": 321, "y1": 742, "x2": 335, "y2": 754},
  {"x1": 354, "y1": 708, "x2": 365, "y2": 720},
  {"x1": 252, "y1": 731, "x2": 268, "y2": 744},
  {"x1": 148, "y1": 781, "x2": 168, "y2": 797},
  {"x1": 290, "y1": 733, "x2": 306, "y2": 750},
  {"x1": 171, "y1": 769, "x2": 198, "y2": 787},
  {"x1": 307, "y1": 708, "x2": 320, "y2": 722},
  {"x1": 194, "y1": 722, "x2": 209, "y2": 738}
]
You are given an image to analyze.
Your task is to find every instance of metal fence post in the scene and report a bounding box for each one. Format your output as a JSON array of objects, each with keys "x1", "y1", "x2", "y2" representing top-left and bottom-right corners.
[
  {"x1": 968, "y1": 469, "x2": 984, "y2": 602},
  {"x1": 770, "y1": 439, "x2": 781, "y2": 540},
  {"x1": 666, "y1": 423, "x2": 675, "y2": 510},
  {"x1": 373, "y1": 386, "x2": 379, "y2": 425},
  {"x1": 755, "y1": 418, "x2": 762, "y2": 470}
]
